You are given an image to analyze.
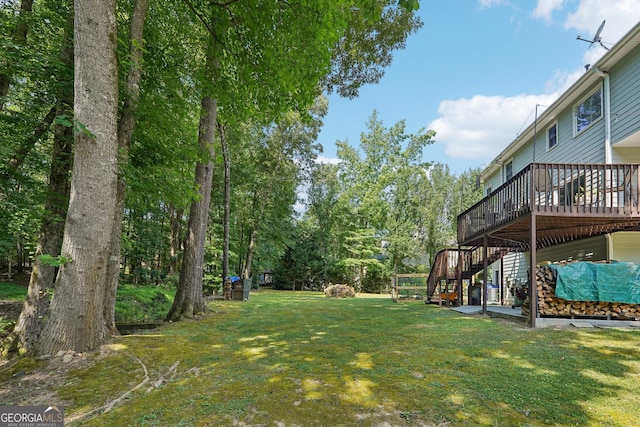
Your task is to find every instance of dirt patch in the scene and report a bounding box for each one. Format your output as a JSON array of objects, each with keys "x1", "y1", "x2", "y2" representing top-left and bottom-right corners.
[
  {"x1": 0, "y1": 300, "x2": 23, "y2": 321},
  {"x1": 0, "y1": 350, "x2": 94, "y2": 407},
  {"x1": 0, "y1": 296, "x2": 96, "y2": 409}
]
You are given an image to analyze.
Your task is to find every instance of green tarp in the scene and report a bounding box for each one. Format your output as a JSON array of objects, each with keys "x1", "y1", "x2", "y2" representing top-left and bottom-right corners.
[{"x1": 549, "y1": 262, "x2": 640, "y2": 304}]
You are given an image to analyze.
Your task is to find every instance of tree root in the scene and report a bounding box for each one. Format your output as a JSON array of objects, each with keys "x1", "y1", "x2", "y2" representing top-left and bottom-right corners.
[
  {"x1": 103, "y1": 353, "x2": 150, "y2": 413},
  {"x1": 67, "y1": 355, "x2": 183, "y2": 424},
  {"x1": 146, "y1": 360, "x2": 179, "y2": 392}
]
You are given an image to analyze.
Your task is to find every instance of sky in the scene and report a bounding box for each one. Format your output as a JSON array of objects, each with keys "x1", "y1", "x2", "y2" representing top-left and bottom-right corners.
[{"x1": 316, "y1": 0, "x2": 640, "y2": 175}]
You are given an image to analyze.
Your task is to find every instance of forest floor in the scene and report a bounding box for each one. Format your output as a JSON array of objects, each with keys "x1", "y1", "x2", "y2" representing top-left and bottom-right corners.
[
  {"x1": 1, "y1": 290, "x2": 640, "y2": 426},
  {"x1": 0, "y1": 299, "x2": 22, "y2": 324}
]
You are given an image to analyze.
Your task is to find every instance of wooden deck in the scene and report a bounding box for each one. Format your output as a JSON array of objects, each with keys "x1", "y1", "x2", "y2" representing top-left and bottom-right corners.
[
  {"x1": 458, "y1": 163, "x2": 640, "y2": 250},
  {"x1": 447, "y1": 162, "x2": 640, "y2": 327}
]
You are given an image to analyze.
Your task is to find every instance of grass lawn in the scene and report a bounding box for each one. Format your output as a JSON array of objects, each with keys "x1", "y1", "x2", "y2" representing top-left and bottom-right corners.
[
  {"x1": 0, "y1": 282, "x2": 28, "y2": 300},
  {"x1": 3, "y1": 289, "x2": 640, "y2": 426}
]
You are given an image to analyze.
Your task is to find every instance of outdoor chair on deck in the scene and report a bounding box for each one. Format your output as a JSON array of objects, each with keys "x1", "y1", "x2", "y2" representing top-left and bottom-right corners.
[{"x1": 605, "y1": 167, "x2": 637, "y2": 209}]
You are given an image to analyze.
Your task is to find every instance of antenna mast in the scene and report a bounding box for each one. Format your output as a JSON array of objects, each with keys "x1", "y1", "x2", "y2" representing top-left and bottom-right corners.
[{"x1": 577, "y1": 20, "x2": 609, "y2": 51}]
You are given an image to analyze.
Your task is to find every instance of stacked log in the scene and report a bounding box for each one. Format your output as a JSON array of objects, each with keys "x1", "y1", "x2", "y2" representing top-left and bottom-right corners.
[{"x1": 522, "y1": 261, "x2": 640, "y2": 320}]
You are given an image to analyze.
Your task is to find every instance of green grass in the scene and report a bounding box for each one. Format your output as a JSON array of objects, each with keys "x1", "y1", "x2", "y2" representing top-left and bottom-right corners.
[
  {"x1": 0, "y1": 282, "x2": 28, "y2": 300},
  {"x1": 114, "y1": 284, "x2": 175, "y2": 323},
  {"x1": 25, "y1": 290, "x2": 637, "y2": 426},
  {"x1": 1, "y1": 282, "x2": 172, "y2": 338},
  {"x1": 0, "y1": 282, "x2": 28, "y2": 337}
]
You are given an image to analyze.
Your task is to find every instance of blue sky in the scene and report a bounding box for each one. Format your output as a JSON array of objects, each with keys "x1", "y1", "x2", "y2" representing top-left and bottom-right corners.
[{"x1": 316, "y1": 0, "x2": 640, "y2": 174}]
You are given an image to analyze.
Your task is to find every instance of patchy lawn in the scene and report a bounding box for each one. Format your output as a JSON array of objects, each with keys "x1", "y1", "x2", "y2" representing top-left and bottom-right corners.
[{"x1": 1, "y1": 290, "x2": 639, "y2": 426}]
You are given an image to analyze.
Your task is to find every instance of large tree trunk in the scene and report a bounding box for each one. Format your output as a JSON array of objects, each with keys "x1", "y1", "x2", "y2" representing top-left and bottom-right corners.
[
  {"x1": 219, "y1": 123, "x2": 230, "y2": 284},
  {"x1": 166, "y1": 95, "x2": 217, "y2": 321},
  {"x1": 1, "y1": 8, "x2": 74, "y2": 358},
  {"x1": 35, "y1": 0, "x2": 119, "y2": 355},
  {"x1": 105, "y1": 0, "x2": 150, "y2": 336}
]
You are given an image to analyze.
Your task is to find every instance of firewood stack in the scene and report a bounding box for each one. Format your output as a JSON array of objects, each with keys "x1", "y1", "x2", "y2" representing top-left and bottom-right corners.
[{"x1": 522, "y1": 261, "x2": 640, "y2": 320}]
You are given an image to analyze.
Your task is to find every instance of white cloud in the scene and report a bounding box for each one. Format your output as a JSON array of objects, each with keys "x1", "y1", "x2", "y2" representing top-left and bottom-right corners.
[
  {"x1": 430, "y1": 93, "x2": 558, "y2": 160},
  {"x1": 532, "y1": 0, "x2": 566, "y2": 22},
  {"x1": 564, "y1": 0, "x2": 640, "y2": 42},
  {"x1": 315, "y1": 155, "x2": 341, "y2": 165},
  {"x1": 478, "y1": 0, "x2": 510, "y2": 8}
]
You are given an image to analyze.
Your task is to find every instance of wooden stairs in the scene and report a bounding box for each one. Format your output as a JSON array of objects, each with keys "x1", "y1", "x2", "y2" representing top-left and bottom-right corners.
[{"x1": 426, "y1": 246, "x2": 511, "y2": 301}]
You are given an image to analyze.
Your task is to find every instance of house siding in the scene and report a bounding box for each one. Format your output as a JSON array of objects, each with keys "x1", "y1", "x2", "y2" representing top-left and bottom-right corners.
[
  {"x1": 484, "y1": 81, "x2": 609, "y2": 195},
  {"x1": 501, "y1": 253, "x2": 528, "y2": 289},
  {"x1": 610, "y1": 43, "x2": 640, "y2": 144}
]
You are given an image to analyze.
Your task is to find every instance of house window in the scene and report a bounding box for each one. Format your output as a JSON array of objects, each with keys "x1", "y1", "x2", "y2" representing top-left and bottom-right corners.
[
  {"x1": 486, "y1": 186, "x2": 492, "y2": 196},
  {"x1": 505, "y1": 161, "x2": 513, "y2": 181},
  {"x1": 547, "y1": 122, "x2": 558, "y2": 150},
  {"x1": 574, "y1": 86, "x2": 602, "y2": 134}
]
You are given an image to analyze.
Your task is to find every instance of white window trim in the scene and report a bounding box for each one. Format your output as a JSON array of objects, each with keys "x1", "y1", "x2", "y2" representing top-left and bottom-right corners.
[
  {"x1": 546, "y1": 120, "x2": 558, "y2": 152},
  {"x1": 573, "y1": 85, "x2": 603, "y2": 136}
]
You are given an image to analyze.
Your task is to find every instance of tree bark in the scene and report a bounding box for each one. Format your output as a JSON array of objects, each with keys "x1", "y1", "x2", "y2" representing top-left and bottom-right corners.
[
  {"x1": 35, "y1": 0, "x2": 119, "y2": 354},
  {"x1": 166, "y1": 95, "x2": 217, "y2": 321},
  {"x1": 105, "y1": 0, "x2": 150, "y2": 336}
]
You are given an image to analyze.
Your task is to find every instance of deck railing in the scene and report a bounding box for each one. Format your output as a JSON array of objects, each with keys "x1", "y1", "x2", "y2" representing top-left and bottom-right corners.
[{"x1": 457, "y1": 163, "x2": 640, "y2": 244}]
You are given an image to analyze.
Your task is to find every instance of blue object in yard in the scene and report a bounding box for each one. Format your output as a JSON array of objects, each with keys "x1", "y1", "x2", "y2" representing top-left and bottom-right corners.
[{"x1": 229, "y1": 275, "x2": 241, "y2": 283}]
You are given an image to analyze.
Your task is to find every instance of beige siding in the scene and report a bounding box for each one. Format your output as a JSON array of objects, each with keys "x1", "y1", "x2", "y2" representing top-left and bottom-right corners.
[
  {"x1": 610, "y1": 231, "x2": 640, "y2": 263},
  {"x1": 612, "y1": 146, "x2": 640, "y2": 163}
]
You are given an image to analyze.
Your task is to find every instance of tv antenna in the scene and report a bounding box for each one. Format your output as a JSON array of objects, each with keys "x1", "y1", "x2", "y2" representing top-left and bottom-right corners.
[{"x1": 577, "y1": 20, "x2": 609, "y2": 51}]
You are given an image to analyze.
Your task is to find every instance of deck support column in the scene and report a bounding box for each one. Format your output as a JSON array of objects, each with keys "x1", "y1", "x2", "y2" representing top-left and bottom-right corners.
[
  {"x1": 529, "y1": 212, "x2": 538, "y2": 327},
  {"x1": 456, "y1": 247, "x2": 463, "y2": 306},
  {"x1": 482, "y1": 235, "x2": 488, "y2": 314}
]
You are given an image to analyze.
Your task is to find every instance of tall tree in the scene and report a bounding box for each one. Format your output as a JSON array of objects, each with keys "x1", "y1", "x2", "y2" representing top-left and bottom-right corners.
[
  {"x1": 169, "y1": 0, "x2": 349, "y2": 318},
  {"x1": 1, "y1": 7, "x2": 74, "y2": 357},
  {"x1": 36, "y1": 0, "x2": 119, "y2": 353},
  {"x1": 166, "y1": 88, "x2": 217, "y2": 320},
  {"x1": 218, "y1": 122, "x2": 231, "y2": 286},
  {"x1": 105, "y1": 0, "x2": 150, "y2": 332}
]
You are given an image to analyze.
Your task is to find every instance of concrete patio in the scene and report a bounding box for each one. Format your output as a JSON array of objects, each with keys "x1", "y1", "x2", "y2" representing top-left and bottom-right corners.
[{"x1": 450, "y1": 304, "x2": 640, "y2": 328}]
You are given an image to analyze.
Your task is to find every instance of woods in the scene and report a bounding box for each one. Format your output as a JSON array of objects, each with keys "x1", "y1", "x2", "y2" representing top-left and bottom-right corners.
[{"x1": 0, "y1": 0, "x2": 484, "y2": 357}]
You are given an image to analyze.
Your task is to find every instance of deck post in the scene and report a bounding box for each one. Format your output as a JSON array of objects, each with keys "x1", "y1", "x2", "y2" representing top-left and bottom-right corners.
[
  {"x1": 456, "y1": 247, "x2": 463, "y2": 306},
  {"x1": 482, "y1": 235, "x2": 488, "y2": 314},
  {"x1": 529, "y1": 209, "x2": 538, "y2": 328}
]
